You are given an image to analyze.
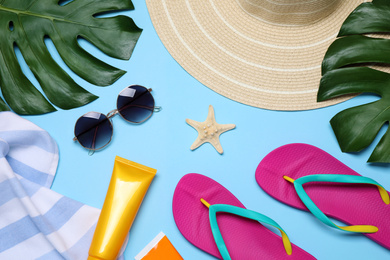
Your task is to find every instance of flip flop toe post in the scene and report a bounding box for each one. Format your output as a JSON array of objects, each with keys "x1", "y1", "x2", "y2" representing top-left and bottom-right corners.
[
  {"x1": 172, "y1": 173, "x2": 315, "y2": 259},
  {"x1": 255, "y1": 143, "x2": 390, "y2": 249}
]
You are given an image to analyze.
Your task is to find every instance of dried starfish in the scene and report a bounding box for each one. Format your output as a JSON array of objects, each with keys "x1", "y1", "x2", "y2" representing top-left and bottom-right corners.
[{"x1": 186, "y1": 105, "x2": 236, "y2": 154}]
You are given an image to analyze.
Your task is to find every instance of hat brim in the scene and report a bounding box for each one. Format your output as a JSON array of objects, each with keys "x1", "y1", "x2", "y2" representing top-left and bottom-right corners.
[{"x1": 146, "y1": 0, "x2": 365, "y2": 110}]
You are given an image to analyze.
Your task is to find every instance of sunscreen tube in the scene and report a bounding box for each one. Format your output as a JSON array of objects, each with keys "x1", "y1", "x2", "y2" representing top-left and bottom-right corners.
[{"x1": 88, "y1": 156, "x2": 157, "y2": 260}]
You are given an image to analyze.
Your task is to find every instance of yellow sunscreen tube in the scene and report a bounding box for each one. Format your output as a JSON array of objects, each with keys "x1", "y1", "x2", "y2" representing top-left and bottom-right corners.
[{"x1": 88, "y1": 156, "x2": 157, "y2": 260}]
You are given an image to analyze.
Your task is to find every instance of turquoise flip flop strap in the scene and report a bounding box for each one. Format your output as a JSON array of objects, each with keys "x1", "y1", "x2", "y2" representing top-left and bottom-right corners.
[
  {"x1": 285, "y1": 174, "x2": 389, "y2": 233},
  {"x1": 200, "y1": 199, "x2": 292, "y2": 260}
]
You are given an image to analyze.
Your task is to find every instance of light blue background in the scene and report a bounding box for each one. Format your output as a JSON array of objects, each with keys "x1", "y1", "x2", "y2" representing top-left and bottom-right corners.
[{"x1": 18, "y1": 1, "x2": 390, "y2": 259}]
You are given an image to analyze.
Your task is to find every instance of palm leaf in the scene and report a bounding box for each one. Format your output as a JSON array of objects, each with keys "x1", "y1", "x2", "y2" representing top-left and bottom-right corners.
[
  {"x1": 318, "y1": 0, "x2": 390, "y2": 163},
  {"x1": 0, "y1": 0, "x2": 142, "y2": 115}
]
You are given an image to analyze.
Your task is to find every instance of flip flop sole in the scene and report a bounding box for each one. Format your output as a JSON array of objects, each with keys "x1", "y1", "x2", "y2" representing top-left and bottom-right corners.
[
  {"x1": 173, "y1": 173, "x2": 315, "y2": 259},
  {"x1": 255, "y1": 143, "x2": 390, "y2": 250}
]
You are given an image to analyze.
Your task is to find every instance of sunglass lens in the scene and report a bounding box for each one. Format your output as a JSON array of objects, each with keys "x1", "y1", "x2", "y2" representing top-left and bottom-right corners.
[
  {"x1": 74, "y1": 112, "x2": 113, "y2": 150},
  {"x1": 117, "y1": 85, "x2": 155, "y2": 123}
]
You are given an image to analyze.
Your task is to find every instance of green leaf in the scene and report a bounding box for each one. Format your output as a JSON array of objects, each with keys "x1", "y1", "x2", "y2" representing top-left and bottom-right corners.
[
  {"x1": 0, "y1": 0, "x2": 142, "y2": 115},
  {"x1": 318, "y1": 0, "x2": 390, "y2": 163},
  {"x1": 319, "y1": 68, "x2": 390, "y2": 155},
  {"x1": 0, "y1": 96, "x2": 10, "y2": 111},
  {"x1": 322, "y1": 35, "x2": 390, "y2": 75},
  {"x1": 369, "y1": 126, "x2": 390, "y2": 163},
  {"x1": 339, "y1": 0, "x2": 390, "y2": 36}
]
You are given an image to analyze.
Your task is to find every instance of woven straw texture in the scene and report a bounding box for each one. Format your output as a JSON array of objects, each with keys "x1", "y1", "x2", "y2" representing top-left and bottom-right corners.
[{"x1": 146, "y1": 0, "x2": 366, "y2": 110}]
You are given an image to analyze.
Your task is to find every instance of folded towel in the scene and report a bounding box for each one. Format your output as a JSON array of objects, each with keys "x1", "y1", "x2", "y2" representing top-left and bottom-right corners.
[{"x1": 0, "y1": 112, "x2": 125, "y2": 260}]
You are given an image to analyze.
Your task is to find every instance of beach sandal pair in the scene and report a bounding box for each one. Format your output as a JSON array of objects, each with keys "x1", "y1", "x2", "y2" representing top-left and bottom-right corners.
[{"x1": 172, "y1": 144, "x2": 390, "y2": 259}]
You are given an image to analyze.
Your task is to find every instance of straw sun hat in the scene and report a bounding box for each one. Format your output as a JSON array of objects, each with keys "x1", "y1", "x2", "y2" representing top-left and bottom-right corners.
[{"x1": 146, "y1": 0, "x2": 365, "y2": 110}]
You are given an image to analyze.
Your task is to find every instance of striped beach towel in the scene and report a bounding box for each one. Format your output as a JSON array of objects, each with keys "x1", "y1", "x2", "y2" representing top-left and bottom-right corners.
[{"x1": 0, "y1": 112, "x2": 125, "y2": 260}]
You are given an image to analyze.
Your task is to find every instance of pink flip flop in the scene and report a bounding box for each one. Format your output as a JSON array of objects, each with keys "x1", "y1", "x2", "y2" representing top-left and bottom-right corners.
[
  {"x1": 172, "y1": 173, "x2": 315, "y2": 259},
  {"x1": 255, "y1": 143, "x2": 390, "y2": 250}
]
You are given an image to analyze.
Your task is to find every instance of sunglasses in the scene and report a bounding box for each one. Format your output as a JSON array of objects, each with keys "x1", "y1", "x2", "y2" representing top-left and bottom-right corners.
[{"x1": 73, "y1": 85, "x2": 160, "y2": 151}]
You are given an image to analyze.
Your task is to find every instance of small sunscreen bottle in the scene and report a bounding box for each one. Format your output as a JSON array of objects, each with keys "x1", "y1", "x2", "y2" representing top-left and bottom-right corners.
[{"x1": 135, "y1": 232, "x2": 183, "y2": 260}]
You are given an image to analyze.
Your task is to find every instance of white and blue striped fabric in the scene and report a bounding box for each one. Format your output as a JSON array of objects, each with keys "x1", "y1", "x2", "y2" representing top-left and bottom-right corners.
[{"x1": 0, "y1": 112, "x2": 125, "y2": 260}]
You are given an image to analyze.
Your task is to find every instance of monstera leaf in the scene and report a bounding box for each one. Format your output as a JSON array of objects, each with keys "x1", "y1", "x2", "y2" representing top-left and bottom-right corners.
[
  {"x1": 0, "y1": 0, "x2": 142, "y2": 115},
  {"x1": 318, "y1": 0, "x2": 390, "y2": 163}
]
